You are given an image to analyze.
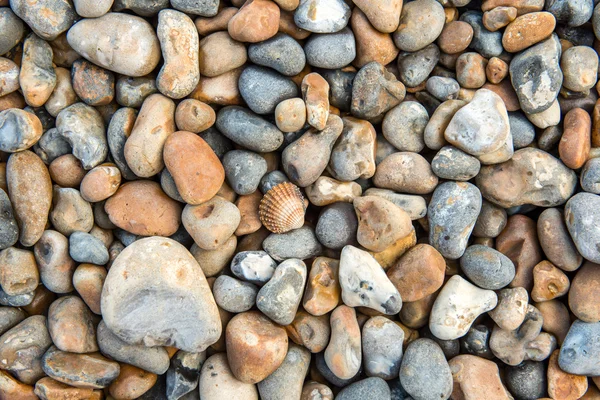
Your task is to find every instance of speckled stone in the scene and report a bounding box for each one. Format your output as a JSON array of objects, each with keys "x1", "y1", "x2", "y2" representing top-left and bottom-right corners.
[
  {"x1": 248, "y1": 33, "x2": 306, "y2": 76},
  {"x1": 362, "y1": 317, "x2": 404, "y2": 380},
  {"x1": 460, "y1": 245, "x2": 516, "y2": 289},
  {"x1": 559, "y1": 320, "x2": 600, "y2": 376},
  {"x1": 304, "y1": 28, "x2": 357, "y2": 69},
  {"x1": 399, "y1": 339, "x2": 453, "y2": 400},
  {"x1": 257, "y1": 259, "x2": 307, "y2": 325},
  {"x1": 316, "y1": 202, "x2": 358, "y2": 250},
  {"x1": 336, "y1": 377, "x2": 391, "y2": 400},
  {"x1": 382, "y1": 101, "x2": 428, "y2": 153},
  {"x1": 565, "y1": 193, "x2": 600, "y2": 263},
  {"x1": 216, "y1": 106, "x2": 284, "y2": 153},
  {"x1": 238, "y1": 65, "x2": 299, "y2": 115},
  {"x1": 431, "y1": 146, "x2": 481, "y2": 181}
]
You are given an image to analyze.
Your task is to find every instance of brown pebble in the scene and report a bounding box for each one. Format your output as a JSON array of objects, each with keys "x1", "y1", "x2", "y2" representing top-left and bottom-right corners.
[
  {"x1": 449, "y1": 355, "x2": 513, "y2": 400},
  {"x1": 7, "y1": 150, "x2": 52, "y2": 247},
  {"x1": 592, "y1": 99, "x2": 600, "y2": 147},
  {"x1": 486, "y1": 57, "x2": 509, "y2": 84},
  {"x1": 285, "y1": 311, "x2": 331, "y2": 353},
  {"x1": 22, "y1": 286, "x2": 56, "y2": 316},
  {"x1": 49, "y1": 187, "x2": 93, "y2": 236},
  {"x1": 502, "y1": 12, "x2": 555, "y2": 53},
  {"x1": 369, "y1": 228, "x2": 417, "y2": 270},
  {"x1": 445, "y1": 8, "x2": 459, "y2": 23},
  {"x1": 531, "y1": 260, "x2": 570, "y2": 302},
  {"x1": 400, "y1": 291, "x2": 437, "y2": 329},
  {"x1": 228, "y1": 0, "x2": 280, "y2": 43},
  {"x1": 163, "y1": 131, "x2": 225, "y2": 205},
  {"x1": 189, "y1": 67, "x2": 244, "y2": 105},
  {"x1": 104, "y1": 180, "x2": 183, "y2": 236},
  {"x1": 456, "y1": 52, "x2": 488, "y2": 89},
  {"x1": 354, "y1": 196, "x2": 413, "y2": 252},
  {"x1": 535, "y1": 299, "x2": 570, "y2": 344},
  {"x1": 482, "y1": 7, "x2": 517, "y2": 32},
  {"x1": 547, "y1": 350, "x2": 588, "y2": 400},
  {"x1": 109, "y1": 364, "x2": 157, "y2": 400},
  {"x1": 351, "y1": 8, "x2": 399, "y2": 69},
  {"x1": 71, "y1": 59, "x2": 115, "y2": 106},
  {"x1": 0, "y1": 370, "x2": 37, "y2": 400},
  {"x1": 34, "y1": 377, "x2": 94, "y2": 400},
  {"x1": 279, "y1": 10, "x2": 311, "y2": 40},
  {"x1": 48, "y1": 154, "x2": 86, "y2": 188},
  {"x1": 482, "y1": 80, "x2": 521, "y2": 111},
  {"x1": 195, "y1": 7, "x2": 239, "y2": 36},
  {"x1": 352, "y1": 0, "x2": 402, "y2": 33},
  {"x1": 80, "y1": 163, "x2": 121, "y2": 203},
  {"x1": 0, "y1": 92, "x2": 25, "y2": 112},
  {"x1": 387, "y1": 244, "x2": 445, "y2": 302},
  {"x1": 437, "y1": 21, "x2": 474, "y2": 54},
  {"x1": 569, "y1": 262, "x2": 600, "y2": 323},
  {"x1": 0, "y1": 247, "x2": 39, "y2": 296},
  {"x1": 199, "y1": 31, "x2": 247, "y2": 77},
  {"x1": 175, "y1": 99, "x2": 216, "y2": 133},
  {"x1": 303, "y1": 257, "x2": 341, "y2": 316},
  {"x1": 73, "y1": 263, "x2": 107, "y2": 315},
  {"x1": 559, "y1": 107, "x2": 591, "y2": 170},
  {"x1": 48, "y1": 296, "x2": 98, "y2": 354},
  {"x1": 235, "y1": 191, "x2": 263, "y2": 236},
  {"x1": 373, "y1": 152, "x2": 439, "y2": 194},
  {"x1": 226, "y1": 311, "x2": 288, "y2": 384}
]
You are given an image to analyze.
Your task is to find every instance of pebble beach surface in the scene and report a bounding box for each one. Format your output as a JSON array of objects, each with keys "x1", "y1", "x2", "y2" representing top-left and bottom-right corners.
[{"x1": 0, "y1": 0, "x2": 600, "y2": 399}]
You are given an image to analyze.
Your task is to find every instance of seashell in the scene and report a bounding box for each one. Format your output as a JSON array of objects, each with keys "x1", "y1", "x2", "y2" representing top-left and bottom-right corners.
[{"x1": 259, "y1": 182, "x2": 306, "y2": 234}]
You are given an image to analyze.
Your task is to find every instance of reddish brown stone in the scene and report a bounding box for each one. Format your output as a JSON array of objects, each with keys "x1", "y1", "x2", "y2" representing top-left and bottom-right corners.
[
  {"x1": 228, "y1": 0, "x2": 280, "y2": 43},
  {"x1": 559, "y1": 107, "x2": 591, "y2": 170}
]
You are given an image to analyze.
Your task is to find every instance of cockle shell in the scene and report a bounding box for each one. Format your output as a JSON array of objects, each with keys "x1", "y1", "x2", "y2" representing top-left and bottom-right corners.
[{"x1": 259, "y1": 182, "x2": 306, "y2": 234}]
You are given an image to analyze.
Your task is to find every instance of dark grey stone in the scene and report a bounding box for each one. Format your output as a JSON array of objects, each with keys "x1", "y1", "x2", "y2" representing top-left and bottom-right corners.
[
  {"x1": 33, "y1": 128, "x2": 71, "y2": 165},
  {"x1": 238, "y1": 65, "x2": 299, "y2": 115},
  {"x1": 399, "y1": 339, "x2": 453, "y2": 400},
  {"x1": 315, "y1": 202, "x2": 357, "y2": 250},
  {"x1": 538, "y1": 125, "x2": 562, "y2": 151},
  {"x1": 223, "y1": 150, "x2": 268, "y2": 195},
  {"x1": 161, "y1": 168, "x2": 185, "y2": 203},
  {"x1": 216, "y1": 106, "x2": 284, "y2": 152},
  {"x1": 69, "y1": 231, "x2": 109, "y2": 265},
  {"x1": 170, "y1": 0, "x2": 219, "y2": 16},
  {"x1": 421, "y1": 329, "x2": 460, "y2": 360},
  {"x1": 113, "y1": 0, "x2": 170, "y2": 16},
  {"x1": 460, "y1": 245, "x2": 515, "y2": 289},
  {"x1": 505, "y1": 361, "x2": 546, "y2": 400},
  {"x1": 397, "y1": 44, "x2": 440, "y2": 88},
  {"x1": 0, "y1": 189, "x2": 18, "y2": 251},
  {"x1": 546, "y1": 0, "x2": 593, "y2": 27},
  {"x1": 304, "y1": 28, "x2": 356, "y2": 69},
  {"x1": 166, "y1": 350, "x2": 206, "y2": 400},
  {"x1": 262, "y1": 225, "x2": 324, "y2": 261},
  {"x1": 559, "y1": 320, "x2": 600, "y2": 376},
  {"x1": 337, "y1": 377, "x2": 392, "y2": 400},
  {"x1": 212, "y1": 275, "x2": 258, "y2": 313},
  {"x1": 248, "y1": 33, "x2": 306, "y2": 76},
  {"x1": 460, "y1": 11, "x2": 503, "y2": 58},
  {"x1": 198, "y1": 127, "x2": 234, "y2": 159},
  {"x1": 260, "y1": 171, "x2": 289, "y2": 194},
  {"x1": 460, "y1": 325, "x2": 494, "y2": 359},
  {"x1": 319, "y1": 68, "x2": 356, "y2": 111},
  {"x1": 0, "y1": 307, "x2": 27, "y2": 336},
  {"x1": 431, "y1": 146, "x2": 481, "y2": 181},
  {"x1": 509, "y1": 112, "x2": 536, "y2": 149}
]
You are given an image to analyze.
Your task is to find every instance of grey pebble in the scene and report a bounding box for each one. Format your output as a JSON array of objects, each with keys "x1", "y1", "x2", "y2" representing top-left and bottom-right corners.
[
  {"x1": 399, "y1": 339, "x2": 453, "y2": 400},
  {"x1": 216, "y1": 106, "x2": 283, "y2": 153},
  {"x1": 504, "y1": 361, "x2": 546, "y2": 400},
  {"x1": 459, "y1": 325, "x2": 494, "y2": 359},
  {"x1": 97, "y1": 320, "x2": 171, "y2": 375},
  {"x1": 362, "y1": 316, "x2": 404, "y2": 380},
  {"x1": 581, "y1": 158, "x2": 600, "y2": 194},
  {"x1": 397, "y1": 44, "x2": 440, "y2": 88},
  {"x1": 421, "y1": 329, "x2": 460, "y2": 360},
  {"x1": 238, "y1": 65, "x2": 299, "y2": 115},
  {"x1": 538, "y1": 125, "x2": 562, "y2": 151},
  {"x1": 170, "y1": 0, "x2": 218, "y2": 16},
  {"x1": 248, "y1": 33, "x2": 306, "y2": 76},
  {"x1": 294, "y1": 0, "x2": 351, "y2": 33},
  {"x1": 69, "y1": 231, "x2": 109, "y2": 265},
  {"x1": 230, "y1": 251, "x2": 277, "y2": 285},
  {"x1": 223, "y1": 150, "x2": 267, "y2": 195},
  {"x1": 212, "y1": 275, "x2": 258, "y2": 313},
  {"x1": 166, "y1": 350, "x2": 206, "y2": 400},
  {"x1": 426, "y1": 76, "x2": 460, "y2": 101},
  {"x1": 316, "y1": 202, "x2": 358, "y2": 250},
  {"x1": 114, "y1": 229, "x2": 138, "y2": 247},
  {"x1": 0, "y1": 306, "x2": 27, "y2": 336},
  {"x1": 10, "y1": 0, "x2": 76, "y2": 41},
  {"x1": 256, "y1": 258, "x2": 307, "y2": 325},
  {"x1": 337, "y1": 377, "x2": 391, "y2": 400},
  {"x1": 559, "y1": 320, "x2": 600, "y2": 376},
  {"x1": 0, "y1": 189, "x2": 18, "y2": 251},
  {"x1": 263, "y1": 225, "x2": 324, "y2": 261},
  {"x1": 388, "y1": 379, "x2": 412, "y2": 400},
  {"x1": 260, "y1": 171, "x2": 289, "y2": 194},
  {"x1": 33, "y1": 128, "x2": 71, "y2": 165},
  {"x1": 0, "y1": 8, "x2": 25, "y2": 55},
  {"x1": 198, "y1": 127, "x2": 234, "y2": 159},
  {"x1": 258, "y1": 344, "x2": 311, "y2": 400},
  {"x1": 431, "y1": 146, "x2": 481, "y2": 181},
  {"x1": 382, "y1": 101, "x2": 428, "y2": 153},
  {"x1": 115, "y1": 76, "x2": 158, "y2": 108},
  {"x1": 160, "y1": 168, "x2": 185, "y2": 203},
  {"x1": 0, "y1": 288, "x2": 34, "y2": 307},
  {"x1": 375, "y1": 135, "x2": 398, "y2": 165},
  {"x1": 473, "y1": 200, "x2": 507, "y2": 238},
  {"x1": 460, "y1": 11, "x2": 503, "y2": 58},
  {"x1": 460, "y1": 245, "x2": 515, "y2": 289},
  {"x1": 565, "y1": 192, "x2": 600, "y2": 263},
  {"x1": 107, "y1": 107, "x2": 138, "y2": 180},
  {"x1": 304, "y1": 28, "x2": 356, "y2": 69},
  {"x1": 320, "y1": 68, "x2": 355, "y2": 111},
  {"x1": 509, "y1": 112, "x2": 536, "y2": 149},
  {"x1": 546, "y1": 0, "x2": 593, "y2": 27}
]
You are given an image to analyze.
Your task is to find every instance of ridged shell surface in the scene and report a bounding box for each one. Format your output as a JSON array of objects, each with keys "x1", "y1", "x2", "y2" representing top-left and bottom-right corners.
[{"x1": 259, "y1": 182, "x2": 306, "y2": 234}]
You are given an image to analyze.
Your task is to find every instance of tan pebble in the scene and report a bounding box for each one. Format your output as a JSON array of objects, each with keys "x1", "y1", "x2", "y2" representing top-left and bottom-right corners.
[
  {"x1": 34, "y1": 377, "x2": 94, "y2": 400},
  {"x1": 531, "y1": 260, "x2": 570, "y2": 302},
  {"x1": 353, "y1": 0, "x2": 403, "y2": 33},
  {"x1": 351, "y1": 8, "x2": 399, "y2": 69},
  {"x1": 302, "y1": 73, "x2": 330, "y2": 131},
  {"x1": 437, "y1": 21, "x2": 473, "y2": 54},
  {"x1": 191, "y1": 235, "x2": 237, "y2": 277},
  {"x1": 71, "y1": 59, "x2": 115, "y2": 106},
  {"x1": 482, "y1": 7, "x2": 517, "y2": 31},
  {"x1": 547, "y1": 350, "x2": 588, "y2": 400},
  {"x1": 34, "y1": 230, "x2": 76, "y2": 294},
  {"x1": 199, "y1": 353, "x2": 259, "y2": 399},
  {"x1": 305, "y1": 177, "x2": 363, "y2": 206},
  {"x1": 124, "y1": 93, "x2": 176, "y2": 178},
  {"x1": 195, "y1": 7, "x2": 239, "y2": 36},
  {"x1": 109, "y1": 364, "x2": 157, "y2": 400},
  {"x1": 482, "y1": 80, "x2": 521, "y2": 111},
  {"x1": 48, "y1": 33, "x2": 80, "y2": 69},
  {"x1": 0, "y1": 370, "x2": 37, "y2": 400},
  {"x1": 502, "y1": 12, "x2": 555, "y2": 53},
  {"x1": 481, "y1": 0, "x2": 544, "y2": 15},
  {"x1": 559, "y1": 107, "x2": 591, "y2": 170},
  {"x1": 235, "y1": 191, "x2": 263, "y2": 236},
  {"x1": 387, "y1": 244, "x2": 445, "y2": 302},
  {"x1": 189, "y1": 67, "x2": 244, "y2": 105},
  {"x1": 175, "y1": 99, "x2": 216, "y2": 133},
  {"x1": 535, "y1": 299, "x2": 570, "y2": 344},
  {"x1": 163, "y1": 131, "x2": 225, "y2": 205},
  {"x1": 216, "y1": 181, "x2": 238, "y2": 204},
  {"x1": 449, "y1": 355, "x2": 513, "y2": 399},
  {"x1": 73, "y1": 263, "x2": 107, "y2": 315},
  {"x1": 324, "y1": 305, "x2": 361, "y2": 380},
  {"x1": 45, "y1": 67, "x2": 78, "y2": 117},
  {"x1": 49, "y1": 186, "x2": 93, "y2": 236},
  {"x1": 369, "y1": 228, "x2": 417, "y2": 270},
  {"x1": 199, "y1": 31, "x2": 247, "y2": 77},
  {"x1": 48, "y1": 296, "x2": 98, "y2": 353},
  {"x1": 7, "y1": 150, "x2": 52, "y2": 247},
  {"x1": 89, "y1": 224, "x2": 113, "y2": 249},
  {"x1": 228, "y1": 0, "x2": 280, "y2": 43},
  {"x1": 399, "y1": 291, "x2": 437, "y2": 329},
  {"x1": 183, "y1": 196, "x2": 241, "y2": 250},
  {"x1": 0, "y1": 247, "x2": 39, "y2": 296},
  {"x1": 0, "y1": 91, "x2": 25, "y2": 112},
  {"x1": 104, "y1": 180, "x2": 183, "y2": 236},
  {"x1": 273, "y1": 0, "x2": 299, "y2": 11},
  {"x1": 569, "y1": 262, "x2": 600, "y2": 323},
  {"x1": 48, "y1": 154, "x2": 86, "y2": 188},
  {"x1": 20, "y1": 34, "x2": 56, "y2": 107},
  {"x1": 488, "y1": 287, "x2": 528, "y2": 331},
  {"x1": 285, "y1": 311, "x2": 330, "y2": 353},
  {"x1": 301, "y1": 381, "x2": 333, "y2": 400},
  {"x1": 486, "y1": 57, "x2": 509, "y2": 84},
  {"x1": 80, "y1": 163, "x2": 121, "y2": 203},
  {"x1": 226, "y1": 311, "x2": 288, "y2": 383},
  {"x1": 456, "y1": 52, "x2": 488, "y2": 89},
  {"x1": 373, "y1": 152, "x2": 439, "y2": 194},
  {"x1": 303, "y1": 257, "x2": 341, "y2": 316},
  {"x1": 424, "y1": 99, "x2": 466, "y2": 150},
  {"x1": 275, "y1": 98, "x2": 307, "y2": 132},
  {"x1": 279, "y1": 10, "x2": 311, "y2": 40}
]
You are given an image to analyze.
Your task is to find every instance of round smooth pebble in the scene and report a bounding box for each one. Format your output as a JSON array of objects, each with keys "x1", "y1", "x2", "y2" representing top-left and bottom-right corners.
[
  {"x1": 399, "y1": 339, "x2": 453, "y2": 400},
  {"x1": 68, "y1": 231, "x2": 109, "y2": 265},
  {"x1": 460, "y1": 245, "x2": 516, "y2": 290}
]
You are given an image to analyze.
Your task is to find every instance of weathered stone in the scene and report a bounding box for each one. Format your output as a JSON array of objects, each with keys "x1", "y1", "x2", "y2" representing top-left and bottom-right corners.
[
  {"x1": 11, "y1": 0, "x2": 76, "y2": 40},
  {"x1": 324, "y1": 305, "x2": 361, "y2": 380},
  {"x1": 42, "y1": 347, "x2": 120, "y2": 389},
  {"x1": 47, "y1": 296, "x2": 97, "y2": 354}
]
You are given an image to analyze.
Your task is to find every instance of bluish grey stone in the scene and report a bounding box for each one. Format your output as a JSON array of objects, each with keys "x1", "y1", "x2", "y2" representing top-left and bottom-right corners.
[
  {"x1": 509, "y1": 112, "x2": 536, "y2": 149},
  {"x1": 294, "y1": 0, "x2": 351, "y2": 33},
  {"x1": 0, "y1": 288, "x2": 34, "y2": 306},
  {"x1": 260, "y1": 171, "x2": 289, "y2": 194},
  {"x1": 304, "y1": 28, "x2": 356, "y2": 69},
  {"x1": 510, "y1": 34, "x2": 563, "y2": 114},
  {"x1": 559, "y1": 320, "x2": 600, "y2": 376},
  {"x1": 320, "y1": 68, "x2": 356, "y2": 111},
  {"x1": 248, "y1": 33, "x2": 306, "y2": 76},
  {"x1": 238, "y1": 65, "x2": 299, "y2": 115},
  {"x1": 222, "y1": 150, "x2": 267, "y2": 195},
  {"x1": 0, "y1": 189, "x2": 18, "y2": 251},
  {"x1": 337, "y1": 377, "x2": 391, "y2": 400},
  {"x1": 460, "y1": 245, "x2": 515, "y2": 289},
  {"x1": 263, "y1": 225, "x2": 323, "y2": 261},
  {"x1": 459, "y1": 325, "x2": 494, "y2": 359},
  {"x1": 315, "y1": 202, "x2": 357, "y2": 250},
  {"x1": 426, "y1": 76, "x2": 460, "y2": 101},
  {"x1": 257, "y1": 344, "x2": 311, "y2": 400},
  {"x1": 256, "y1": 258, "x2": 307, "y2": 325},
  {"x1": 161, "y1": 168, "x2": 185, "y2": 203},
  {"x1": 69, "y1": 231, "x2": 109, "y2": 265},
  {"x1": 216, "y1": 106, "x2": 284, "y2": 152},
  {"x1": 230, "y1": 251, "x2": 277, "y2": 285},
  {"x1": 428, "y1": 182, "x2": 482, "y2": 260},
  {"x1": 0, "y1": 8, "x2": 25, "y2": 55},
  {"x1": 114, "y1": 229, "x2": 138, "y2": 247},
  {"x1": 170, "y1": 0, "x2": 219, "y2": 16},
  {"x1": 166, "y1": 350, "x2": 206, "y2": 400},
  {"x1": 0, "y1": 307, "x2": 27, "y2": 337},
  {"x1": 431, "y1": 146, "x2": 481, "y2": 181},
  {"x1": 198, "y1": 127, "x2": 234, "y2": 159},
  {"x1": 397, "y1": 44, "x2": 440, "y2": 88},
  {"x1": 388, "y1": 379, "x2": 411, "y2": 400},
  {"x1": 33, "y1": 128, "x2": 71, "y2": 165},
  {"x1": 382, "y1": 101, "x2": 428, "y2": 153},
  {"x1": 581, "y1": 158, "x2": 600, "y2": 194},
  {"x1": 546, "y1": 0, "x2": 593, "y2": 27},
  {"x1": 460, "y1": 11, "x2": 503, "y2": 58},
  {"x1": 399, "y1": 339, "x2": 453, "y2": 400},
  {"x1": 97, "y1": 320, "x2": 171, "y2": 375},
  {"x1": 107, "y1": 107, "x2": 138, "y2": 180},
  {"x1": 565, "y1": 192, "x2": 600, "y2": 263},
  {"x1": 362, "y1": 317, "x2": 404, "y2": 380},
  {"x1": 212, "y1": 275, "x2": 258, "y2": 313},
  {"x1": 505, "y1": 361, "x2": 546, "y2": 400}
]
